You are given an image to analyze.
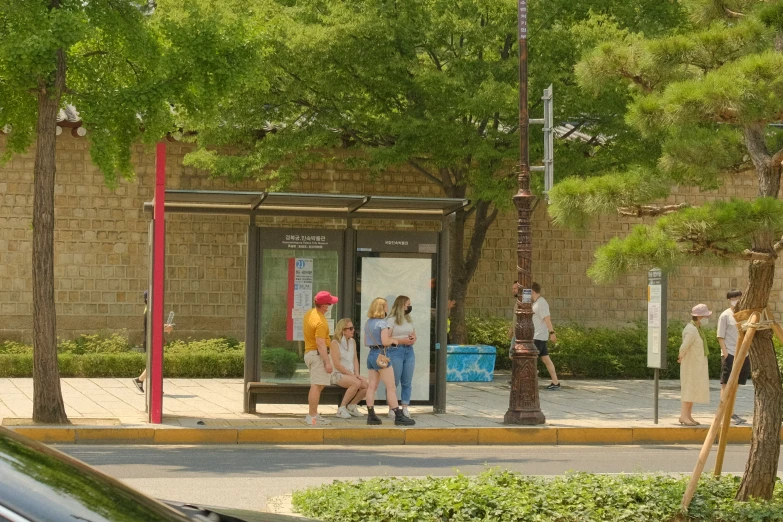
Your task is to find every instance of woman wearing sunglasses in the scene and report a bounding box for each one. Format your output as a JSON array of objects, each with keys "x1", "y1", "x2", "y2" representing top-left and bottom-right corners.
[{"x1": 330, "y1": 318, "x2": 368, "y2": 418}]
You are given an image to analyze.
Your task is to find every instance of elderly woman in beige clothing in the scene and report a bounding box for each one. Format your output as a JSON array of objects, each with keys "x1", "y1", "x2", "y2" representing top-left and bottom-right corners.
[{"x1": 678, "y1": 304, "x2": 712, "y2": 426}]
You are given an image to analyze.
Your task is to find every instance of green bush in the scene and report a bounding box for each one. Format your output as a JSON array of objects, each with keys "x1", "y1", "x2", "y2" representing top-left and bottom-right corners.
[
  {"x1": 165, "y1": 337, "x2": 243, "y2": 355},
  {"x1": 0, "y1": 341, "x2": 33, "y2": 355},
  {"x1": 0, "y1": 353, "x2": 35, "y2": 377},
  {"x1": 163, "y1": 353, "x2": 244, "y2": 378},
  {"x1": 0, "y1": 352, "x2": 245, "y2": 378},
  {"x1": 0, "y1": 334, "x2": 246, "y2": 378},
  {"x1": 58, "y1": 333, "x2": 133, "y2": 354},
  {"x1": 292, "y1": 471, "x2": 783, "y2": 522},
  {"x1": 466, "y1": 316, "x2": 726, "y2": 379},
  {"x1": 261, "y1": 348, "x2": 299, "y2": 378}
]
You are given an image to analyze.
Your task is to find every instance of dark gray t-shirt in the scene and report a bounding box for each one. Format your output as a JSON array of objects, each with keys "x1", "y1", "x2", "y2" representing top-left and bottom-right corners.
[{"x1": 364, "y1": 318, "x2": 390, "y2": 347}]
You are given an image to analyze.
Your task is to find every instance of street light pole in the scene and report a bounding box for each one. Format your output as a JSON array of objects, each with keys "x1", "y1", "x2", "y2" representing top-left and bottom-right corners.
[{"x1": 504, "y1": 0, "x2": 546, "y2": 425}]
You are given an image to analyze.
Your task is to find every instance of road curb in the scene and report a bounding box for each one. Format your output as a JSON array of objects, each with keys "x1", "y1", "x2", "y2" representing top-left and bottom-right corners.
[{"x1": 7, "y1": 425, "x2": 764, "y2": 445}]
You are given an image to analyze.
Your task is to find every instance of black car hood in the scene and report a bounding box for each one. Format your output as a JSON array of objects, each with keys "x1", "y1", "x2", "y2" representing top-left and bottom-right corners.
[{"x1": 0, "y1": 427, "x2": 317, "y2": 522}]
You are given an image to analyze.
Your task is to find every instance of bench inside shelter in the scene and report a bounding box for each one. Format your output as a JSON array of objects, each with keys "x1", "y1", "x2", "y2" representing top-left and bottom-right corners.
[{"x1": 245, "y1": 381, "x2": 346, "y2": 413}]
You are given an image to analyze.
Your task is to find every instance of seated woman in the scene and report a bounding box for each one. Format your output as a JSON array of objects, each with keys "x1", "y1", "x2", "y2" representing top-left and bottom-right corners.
[{"x1": 331, "y1": 318, "x2": 368, "y2": 419}]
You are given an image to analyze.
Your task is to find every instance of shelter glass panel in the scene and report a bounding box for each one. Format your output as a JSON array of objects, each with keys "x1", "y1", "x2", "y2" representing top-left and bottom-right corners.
[
  {"x1": 258, "y1": 229, "x2": 343, "y2": 383},
  {"x1": 355, "y1": 231, "x2": 438, "y2": 404}
]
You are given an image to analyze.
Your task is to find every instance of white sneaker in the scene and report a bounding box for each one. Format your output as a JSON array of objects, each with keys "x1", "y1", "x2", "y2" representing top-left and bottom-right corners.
[
  {"x1": 336, "y1": 406, "x2": 352, "y2": 419},
  {"x1": 387, "y1": 409, "x2": 396, "y2": 419},
  {"x1": 402, "y1": 406, "x2": 412, "y2": 418},
  {"x1": 346, "y1": 404, "x2": 364, "y2": 417},
  {"x1": 304, "y1": 414, "x2": 331, "y2": 426}
]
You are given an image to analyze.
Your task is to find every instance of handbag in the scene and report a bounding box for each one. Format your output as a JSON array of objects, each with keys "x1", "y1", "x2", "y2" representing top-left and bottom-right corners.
[{"x1": 366, "y1": 322, "x2": 390, "y2": 369}]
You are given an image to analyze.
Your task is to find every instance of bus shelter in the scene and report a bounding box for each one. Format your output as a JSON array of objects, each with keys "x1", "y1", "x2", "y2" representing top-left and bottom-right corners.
[{"x1": 144, "y1": 190, "x2": 468, "y2": 422}]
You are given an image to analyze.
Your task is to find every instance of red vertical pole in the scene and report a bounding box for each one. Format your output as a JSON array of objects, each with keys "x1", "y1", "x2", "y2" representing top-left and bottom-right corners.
[{"x1": 150, "y1": 141, "x2": 166, "y2": 424}]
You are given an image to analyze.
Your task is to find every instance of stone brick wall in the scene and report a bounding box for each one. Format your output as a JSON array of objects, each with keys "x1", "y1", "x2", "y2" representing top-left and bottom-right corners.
[
  {"x1": 1, "y1": 133, "x2": 780, "y2": 343},
  {"x1": 475, "y1": 175, "x2": 782, "y2": 327}
]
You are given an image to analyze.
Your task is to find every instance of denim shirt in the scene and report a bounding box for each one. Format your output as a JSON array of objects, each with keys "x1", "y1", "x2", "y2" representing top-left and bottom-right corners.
[{"x1": 364, "y1": 318, "x2": 389, "y2": 348}]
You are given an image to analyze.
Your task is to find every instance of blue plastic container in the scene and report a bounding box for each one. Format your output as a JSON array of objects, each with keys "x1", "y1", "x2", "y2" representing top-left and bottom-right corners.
[{"x1": 445, "y1": 344, "x2": 497, "y2": 382}]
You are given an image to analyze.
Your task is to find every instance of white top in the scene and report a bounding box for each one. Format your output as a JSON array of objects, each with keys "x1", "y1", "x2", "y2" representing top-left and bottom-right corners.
[
  {"x1": 387, "y1": 317, "x2": 415, "y2": 340},
  {"x1": 532, "y1": 296, "x2": 551, "y2": 341},
  {"x1": 336, "y1": 337, "x2": 356, "y2": 374},
  {"x1": 717, "y1": 307, "x2": 739, "y2": 356}
]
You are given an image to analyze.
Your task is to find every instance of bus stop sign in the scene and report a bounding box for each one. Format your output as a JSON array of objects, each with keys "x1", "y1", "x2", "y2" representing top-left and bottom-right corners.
[{"x1": 647, "y1": 268, "x2": 667, "y2": 369}]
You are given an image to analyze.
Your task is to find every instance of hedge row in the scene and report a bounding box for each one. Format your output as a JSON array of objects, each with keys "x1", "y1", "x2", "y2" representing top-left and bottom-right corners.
[
  {"x1": 4, "y1": 318, "x2": 780, "y2": 379},
  {"x1": 0, "y1": 335, "x2": 301, "y2": 378},
  {"x1": 467, "y1": 315, "x2": 782, "y2": 379},
  {"x1": 0, "y1": 353, "x2": 245, "y2": 378}
]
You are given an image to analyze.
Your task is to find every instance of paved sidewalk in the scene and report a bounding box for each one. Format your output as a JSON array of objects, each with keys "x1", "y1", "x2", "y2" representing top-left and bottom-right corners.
[{"x1": 0, "y1": 373, "x2": 754, "y2": 429}]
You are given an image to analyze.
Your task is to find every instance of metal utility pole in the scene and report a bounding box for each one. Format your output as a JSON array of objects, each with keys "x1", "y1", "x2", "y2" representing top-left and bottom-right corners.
[{"x1": 505, "y1": 0, "x2": 546, "y2": 425}]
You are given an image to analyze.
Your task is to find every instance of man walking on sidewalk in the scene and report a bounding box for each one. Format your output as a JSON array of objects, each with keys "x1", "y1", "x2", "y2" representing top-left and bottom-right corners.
[
  {"x1": 532, "y1": 282, "x2": 560, "y2": 390},
  {"x1": 717, "y1": 289, "x2": 750, "y2": 425},
  {"x1": 303, "y1": 290, "x2": 338, "y2": 426},
  {"x1": 512, "y1": 282, "x2": 560, "y2": 390}
]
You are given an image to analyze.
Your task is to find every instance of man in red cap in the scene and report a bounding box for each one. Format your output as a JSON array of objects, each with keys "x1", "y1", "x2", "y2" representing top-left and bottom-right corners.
[{"x1": 303, "y1": 290, "x2": 339, "y2": 425}]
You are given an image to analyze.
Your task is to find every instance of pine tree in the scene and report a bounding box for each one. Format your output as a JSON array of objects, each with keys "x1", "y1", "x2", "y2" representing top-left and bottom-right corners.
[{"x1": 550, "y1": 0, "x2": 783, "y2": 500}]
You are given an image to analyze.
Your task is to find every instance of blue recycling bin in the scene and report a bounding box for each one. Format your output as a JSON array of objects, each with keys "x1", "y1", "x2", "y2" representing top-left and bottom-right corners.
[{"x1": 445, "y1": 344, "x2": 497, "y2": 382}]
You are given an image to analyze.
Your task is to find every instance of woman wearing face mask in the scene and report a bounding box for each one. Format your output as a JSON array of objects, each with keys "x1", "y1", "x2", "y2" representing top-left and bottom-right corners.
[
  {"x1": 364, "y1": 297, "x2": 415, "y2": 426},
  {"x1": 386, "y1": 295, "x2": 417, "y2": 419},
  {"x1": 677, "y1": 304, "x2": 712, "y2": 426}
]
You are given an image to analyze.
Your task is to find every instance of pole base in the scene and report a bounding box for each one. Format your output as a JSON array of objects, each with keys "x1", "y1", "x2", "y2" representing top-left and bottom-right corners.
[{"x1": 504, "y1": 410, "x2": 546, "y2": 425}]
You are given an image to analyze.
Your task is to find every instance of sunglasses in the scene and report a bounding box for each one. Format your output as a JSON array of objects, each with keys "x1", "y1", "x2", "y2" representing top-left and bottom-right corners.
[{"x1": 344, "y1": 326, "x2": 355, "y2": 330}]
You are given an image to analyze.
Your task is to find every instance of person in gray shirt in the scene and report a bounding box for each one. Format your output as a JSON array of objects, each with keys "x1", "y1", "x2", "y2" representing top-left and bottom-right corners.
[{"x1": 717, "y1": 289, "x2": 751, "y2": 425}]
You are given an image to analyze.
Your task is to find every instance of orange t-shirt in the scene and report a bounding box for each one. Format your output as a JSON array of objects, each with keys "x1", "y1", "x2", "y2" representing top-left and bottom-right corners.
[{"x1": 303, "y1": 308, "x2": 330, "y2": 352}]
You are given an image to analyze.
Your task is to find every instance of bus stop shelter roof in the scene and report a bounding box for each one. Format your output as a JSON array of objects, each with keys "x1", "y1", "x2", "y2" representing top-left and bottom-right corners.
[{"x1": 144, "y1": 190, "x2": 469, "y2": 220}]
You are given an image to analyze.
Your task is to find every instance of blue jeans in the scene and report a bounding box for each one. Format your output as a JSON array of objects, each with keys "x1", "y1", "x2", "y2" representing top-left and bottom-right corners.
[{"x1": 388, "y1": 345, "x2": 415, "y2": 404}]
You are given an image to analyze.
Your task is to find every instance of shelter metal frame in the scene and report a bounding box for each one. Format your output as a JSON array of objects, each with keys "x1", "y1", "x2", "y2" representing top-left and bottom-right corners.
[{"x1": 144, "y1": 190, "x2": 468, "y2": 414}]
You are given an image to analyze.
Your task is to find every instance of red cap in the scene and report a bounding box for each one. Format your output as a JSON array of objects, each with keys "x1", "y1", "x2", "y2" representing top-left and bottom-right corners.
[{"x1": 315, "y1": 291, "x2": 338, "y2": 305}]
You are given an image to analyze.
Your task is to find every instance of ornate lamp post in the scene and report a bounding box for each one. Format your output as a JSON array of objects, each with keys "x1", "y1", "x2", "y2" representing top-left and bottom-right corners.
[{"x1": 504, "y1": 0, "x2": 545, "y2": 425}]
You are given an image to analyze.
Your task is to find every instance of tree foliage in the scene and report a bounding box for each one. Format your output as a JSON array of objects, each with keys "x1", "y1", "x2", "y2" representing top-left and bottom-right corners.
[
  {"x1": 551, "y1": 2, "x2": 783, "y2": 279},
  {"x1": 0, "y1": 0, "x2": 261, "y2": 182},
  {"x1": 549, "y1": 0, "x2": 783, "y2": 501},
  {"x1": 0, "y1": 0, "x2": 261, "y2": 423},
  {"x1": 185, "y1": 0, "x2": 685, "y2": 341}
]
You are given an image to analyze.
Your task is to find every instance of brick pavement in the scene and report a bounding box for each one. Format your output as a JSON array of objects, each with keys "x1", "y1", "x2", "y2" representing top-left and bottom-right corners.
[{"x1": 0, "y1": 372, "x2": 755, "y2": 429}]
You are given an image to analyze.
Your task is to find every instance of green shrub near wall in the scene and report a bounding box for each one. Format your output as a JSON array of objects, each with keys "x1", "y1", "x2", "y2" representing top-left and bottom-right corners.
[
  {"x1": 0, "y1": 352, "x2": 246, "y2": 378},
  {"x1": 3, "y1": 322, "x2": 775, "y2": 379},
  {"x1": 0, "y1": 336, "x2": 247, "y2": 378},
  {"x1": 467, "y1": 316, "x2": 731, "y2": 379}
]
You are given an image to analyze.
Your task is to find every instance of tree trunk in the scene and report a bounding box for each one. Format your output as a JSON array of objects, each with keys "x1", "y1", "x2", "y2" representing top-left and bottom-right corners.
[
  {"x1": 736, "y1": 125, "x2": 783, "y2": 499},
  {"x1": 448, "y1": 200, "x2": 499, "y2": 344},
  {"x1": 736, "y1": 259, "x2": 782, "y2": 500},
  {"x1": 32, "y1": 47, "x2": 68, "y2": 424}
]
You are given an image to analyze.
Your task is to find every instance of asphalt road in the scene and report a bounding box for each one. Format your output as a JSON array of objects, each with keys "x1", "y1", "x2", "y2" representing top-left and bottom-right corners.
[{"x1": 58, "y1": 444, "x2": 771, "y2": 512}]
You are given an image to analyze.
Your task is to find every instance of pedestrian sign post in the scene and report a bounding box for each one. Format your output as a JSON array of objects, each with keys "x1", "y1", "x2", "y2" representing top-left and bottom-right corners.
[{"x1": 647, "y1": 268, "x2": 667, "y2": 424}]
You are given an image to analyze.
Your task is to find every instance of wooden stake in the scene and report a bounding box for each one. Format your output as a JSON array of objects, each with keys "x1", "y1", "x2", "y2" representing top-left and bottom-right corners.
[
  {"x1": 713, "y1": 309, "x2": 755, "y2": 476},
  {"x1": 680, "y1": 313, "x2": 759, "y2": 512},
  {"x1": 713, "y1": 375, "x2": 740, "y2": 476}
]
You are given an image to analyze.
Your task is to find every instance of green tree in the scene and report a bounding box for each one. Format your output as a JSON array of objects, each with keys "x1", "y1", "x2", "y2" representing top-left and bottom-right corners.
[
  {"x1": 0, "y1": 0, "x2": 259, "y2": 423},
  {"x1": 549, "y1": 0, "x2": 783, "y2": 500},
  {"x1": 185, "y1": 0, "x2": 683, "y2": 342}
]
